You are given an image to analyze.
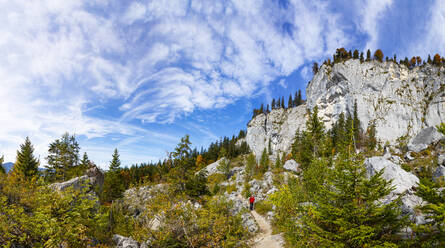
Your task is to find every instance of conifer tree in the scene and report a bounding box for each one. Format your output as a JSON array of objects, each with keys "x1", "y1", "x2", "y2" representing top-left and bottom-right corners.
[
  {"x1": 109, "y1": 148, "x2": 121, "y2": 172},
  {"x1": 46, "y1": 132, "x2": 80, "y2": 181},
  {"x1": 274, "y1": 153, "x2": 282, "y2": 170},
  {"x1": 360, "y1": 52, "x2": 364, "y2": 62},
  {"x1": 428, "y1": 54, "x2": 432, "y2": 64},
  {"x1": 282, "y1": 96, "x2": 285, "y2": 108},
  {"x1": 101, "y1": 149, "x2": 124, "y2": 202},
  {"x1": 297, "y1": 90, "x2": 302, "y2": 105},
  {"x1": 353, "y1": 49, "x2": 359, "y2": 59},
  {"x1": 353, "y1": 101, "x2": 361, "y2": 145},
  {"x1": 413, "y1": 178, "x2": 445, "y2": 246},
  {"x1": 245, "y1": 153, "x2": 256, "y2": 179},
  {"x1": 0, "y1": 155, "x2": 5, "y2": 174},
  {"x1": 271, "y1": 99, "x2": 276, "y2": 110},
  {"x1": 266, "y1": 104, "x2": 270, "y2": 113},
  {"x1": 259, "y1": 148, "x2": 269, "y2": 174},
  {"x1": 374, "y1": 49, "x2": 384, "y2": 62},
  {"x1": 288, "y1": 94, "x2": 293, "y2": 108},
  {"x1": 366, "y1": 123, "x2": 377, "y2": 151},
  {"x1": 285, "y1": 153, "x2": 407, "y2": 247},
  {"x1": 11, "y1": 137, "x2": 39, "y2": 180},
  {"x1": 366, "y1": 49, "x2": 371, "y2": 61}
]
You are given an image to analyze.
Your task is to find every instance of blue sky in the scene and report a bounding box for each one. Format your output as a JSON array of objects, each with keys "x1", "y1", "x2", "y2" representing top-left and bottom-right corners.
[{"x1": 1, "y1": 0, "x2": 444, "y2": 169}]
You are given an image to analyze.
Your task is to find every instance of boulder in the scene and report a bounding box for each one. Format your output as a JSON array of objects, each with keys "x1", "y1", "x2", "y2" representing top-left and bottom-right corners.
[
  {"x1": 364, "y1": 156, "x2": 419, "y2": 194},
  {"x1": 49, "y1": 175, "x2": 92, "y2": 191},
  {"x1": 113, "y1": 234, "x2": 139, "y2": 248},
  {"x1": 433, "y1": 165, "x2": 445, "y2": 182},
  {"x1": 438, "y1": 154, "x2": 445, "y2": 166},
  {"x1": 283, "y1": 159, "x2": 300, "y2": 173},
  {"x1": 197, "y1": 157, "x2": 226, "y2": 176},
  {"x1": 408, "y1": 126, "x2": 445, "y2": 152}
]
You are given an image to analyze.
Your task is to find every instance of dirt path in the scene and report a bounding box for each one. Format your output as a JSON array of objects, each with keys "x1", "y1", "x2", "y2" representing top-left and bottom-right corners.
[{"x1": 237, "y1": 195, "x2": 284, "y2": 248}]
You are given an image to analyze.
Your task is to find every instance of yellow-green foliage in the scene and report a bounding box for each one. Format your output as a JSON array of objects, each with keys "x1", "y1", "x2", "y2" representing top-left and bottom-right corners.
[
  {"x1": 226, "y1": 184, "x2": 237, "y2": 194},
  {"x1": 254, "y1": 200, "x2": 273, "y2": 216},
  {"x1": 208, "y1": 173, "x2": 226, "y2": 185},
  {"x1": 131, "y1": 190, "x2": 250, "y2": 248},
  {"x1": 0, "y1": 174, "x2": 110, "y2": 247},
  {"x1": 436, "y1": 122, "x2": 445, "y2": 135}
]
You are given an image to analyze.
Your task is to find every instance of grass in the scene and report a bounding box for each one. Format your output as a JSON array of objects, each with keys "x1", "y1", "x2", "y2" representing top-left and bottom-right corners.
[{"x1": 254, "y1": 200, "x2": 273, "y2": 216}]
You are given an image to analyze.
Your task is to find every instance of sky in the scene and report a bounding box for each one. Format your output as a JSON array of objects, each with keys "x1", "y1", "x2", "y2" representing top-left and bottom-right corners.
[{"x1": 1, "y1": 0, "x2": 444, "y2": 169}]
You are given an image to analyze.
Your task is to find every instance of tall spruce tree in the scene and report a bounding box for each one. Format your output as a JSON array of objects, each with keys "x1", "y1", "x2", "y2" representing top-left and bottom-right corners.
[
  {"x1": 101, "y1": 148, "x2": 124, "y2": 203},
  {"x1": 46, "y1": 132, "x2": 80, "y2": 181},
  {"x1": 109, "y1": 148, "x2": 121, "y2": 172},
  {"x1": 259, "y1": 148, "x2": 269, "y2": 174},
  {"x1": 12, "y1": 137, "x2": 39, "y2": 180},
  {"x1": 288, "y1": 94, "x2": 293, "y2": 108},
  {"x1": 353, "y1": 101, "x2": 361, "y2": 145}
]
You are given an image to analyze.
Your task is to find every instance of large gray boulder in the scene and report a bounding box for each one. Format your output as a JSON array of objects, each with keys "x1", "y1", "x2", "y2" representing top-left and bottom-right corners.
[
  {"x1": 49, "y1": 175, "x2": 92, "y2": 191},
  {"x1": 197, "y1": 157, "x2": 226, "y2": 176},
  {"x1": 113, "y1": 235, "x2": 139, "y2": 248},
  {"x1": 408, "y1": 126, "x2": 445, "y2": 152},
  {"x1": 283, "y1": 159, "x2": 300, "y2": 173},
  {"x1": 433, "y1": 165, "x2": 445, "y2": 182},
  {"x1": 365, "y1": 156, "x2": 419, "y2": 194}
]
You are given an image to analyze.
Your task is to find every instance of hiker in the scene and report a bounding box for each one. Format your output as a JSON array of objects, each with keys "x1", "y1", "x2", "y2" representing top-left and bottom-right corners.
[{"x1": 249, "y1": 195, "x2": 255, "y2": 210}]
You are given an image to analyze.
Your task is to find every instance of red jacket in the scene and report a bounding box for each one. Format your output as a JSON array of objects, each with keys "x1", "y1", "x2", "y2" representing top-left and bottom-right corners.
[{"x1": 249, "y1": 196, "x2": 255, "y2": 203}]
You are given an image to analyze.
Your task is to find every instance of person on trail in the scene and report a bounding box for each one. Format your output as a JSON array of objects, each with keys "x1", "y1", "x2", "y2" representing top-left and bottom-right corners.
[{"x1": 249, "y1": 195, "x2": 255, "y2": 210}]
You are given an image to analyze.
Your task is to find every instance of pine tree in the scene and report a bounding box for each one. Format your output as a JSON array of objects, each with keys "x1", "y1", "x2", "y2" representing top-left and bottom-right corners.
[
  {"x1": 366, "y1": 49, "x2": 371, "y2": 61},
  {"x1": 11, "y1": 137, "x2": 39, "y2": 180},
  {"x1": 288, "y1": 94, "x2": 293, "y2": 109},
  {"x1": 109, "y1": 148, "x2": 121, "y2": 172},
  {"x1": 413, "y1": 178, "x2": 445, "y2": 246},
  {"x1": 428, "y1": 54, "x2": 432, "y2": 64},
  {"x1": 272, "y1": 99, "x2": 276, "y2": 110},
  {"x1": 353, "y1": 49, "x2": 359, "y2": 59},
  {"x1": 291, "y1": 153, "x2": 407, "y2": 247},
  {"x1": 360, "y1": 52, "x2": 364, "y2": 63},
  {"x1": 259, "y1": 148, "x2": 269, "y2": 174},
  {"x1": 266, "y1": 104, "x2": 270, "y2": 113},
  {"x1": 0, "y1": 155, "x2": 5, "y2": 174},
  {"x1": 367, "y1": 123, "x2": 377, "y2": 151},
  {"x1": 46, "y1": 132, "x2": 80, "y2": 181},
  {"x1": 274, "y1": 153, "x2": 282, "y2": 170},
  {"x1": 312, "y1": 62, "x2": 319, "y2": 75},
  {"x1": 101, "y1": 149, "x2": 124, "y2": 203},
  {"x1": 353, "y1": 101, "x2": 361, "y2": 145},
  {"x1": 245, "y1": 153, "x2": 256, "y2": 180},
  {"x1": 297, "y1": 90, "x2": 302, "y2": 105}
]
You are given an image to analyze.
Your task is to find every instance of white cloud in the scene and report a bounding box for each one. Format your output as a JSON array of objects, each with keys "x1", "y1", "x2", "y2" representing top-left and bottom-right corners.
[
  {"x1": 357, "y1": 0, "x2": 393, "y2": 51},
  {"x1": 409, "y1": 0, "x2": 445, "y2": 57},
  {"x1": 0, "y1": 0, "x2": 352, "y2": 166}
]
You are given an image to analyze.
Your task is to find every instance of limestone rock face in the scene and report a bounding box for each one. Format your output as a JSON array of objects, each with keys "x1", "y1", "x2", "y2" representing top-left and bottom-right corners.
[
  {"x1": 408, "y1": 126, "x2": 445, "y2": 152},
  {"x1": 307, "y1": 59, "x2": 445, "y2": 144},
  {"x1": 246, "y1": 105, "x2": 307, "y2": 158},
  {"x1": 364, "y1": 156, "x2": 419, "y2": 194}
]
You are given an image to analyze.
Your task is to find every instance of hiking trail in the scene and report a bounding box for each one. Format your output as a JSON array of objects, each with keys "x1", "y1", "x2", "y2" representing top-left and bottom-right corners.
[{"x1": 237, "y1": 195, "x2": 284, "y2": 248}]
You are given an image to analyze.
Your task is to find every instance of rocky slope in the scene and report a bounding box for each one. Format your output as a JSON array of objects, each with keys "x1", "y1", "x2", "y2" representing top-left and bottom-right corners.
[{"x1": 247, "y1": 59, "x2": 445, "y2": 157}]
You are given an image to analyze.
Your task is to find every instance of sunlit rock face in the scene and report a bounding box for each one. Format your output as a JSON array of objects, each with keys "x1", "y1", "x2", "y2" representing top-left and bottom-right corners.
[
  {"x1": 246, "y1": 59, "x2": 445, "y2": 157},
  {"x1": 307, "y1": 59, "x2": 445, "y2": 144},
  {"x1": 246, "y1": 105, "x2": 307, "y2": 159}
]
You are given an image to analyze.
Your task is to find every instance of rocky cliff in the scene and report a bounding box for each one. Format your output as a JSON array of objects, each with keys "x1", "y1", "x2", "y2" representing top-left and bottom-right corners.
[{"x1": 247, "y1": 59, "x2": 445, "y2": 157}]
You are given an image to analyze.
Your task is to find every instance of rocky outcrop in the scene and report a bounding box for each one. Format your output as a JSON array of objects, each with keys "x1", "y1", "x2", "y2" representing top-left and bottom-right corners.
[
  {"x1": 123, "y1": 184, "x2": 167, "y2": 216},
  {"x1": 364, "y1": 156, "x2": 424, "y2": 224},
  {"x1": 246, "y1": 105, "x2": 307, "y2": 158},
  {"x1": 408, "y1": 126, "x2": 445, "y2": 152},
  {"x1": 197, "y1": 157, "x2": 226, "y2": 176},
  {"x1": 307, "y1": 59, "x2": 445, "y2": 144},
  {"x1": 226, "y1": 193, "x2": 259, "y2": 233},
  {"x1": 283, "y1": 159, "x2": 300, "y2": 173},
  {"x1": 49, "y1": 166, "x2": 104, "y2": 192},
  {"x1": 113, "y1": 235, "x2": 140, "y2": 248}
]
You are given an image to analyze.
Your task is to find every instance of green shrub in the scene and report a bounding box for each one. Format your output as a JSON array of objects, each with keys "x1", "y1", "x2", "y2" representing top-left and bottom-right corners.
[
  {"x1": 254, "y1": 200, "x2": 273, "y2": 216},
  {"x1": 226, "y1": 184, "x2": 237, "y2": 194}
]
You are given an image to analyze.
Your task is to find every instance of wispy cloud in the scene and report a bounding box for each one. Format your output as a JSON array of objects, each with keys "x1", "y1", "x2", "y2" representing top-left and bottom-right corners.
[{"x1": 0, "y1": 0, "x2": 352, "y2": 166}]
